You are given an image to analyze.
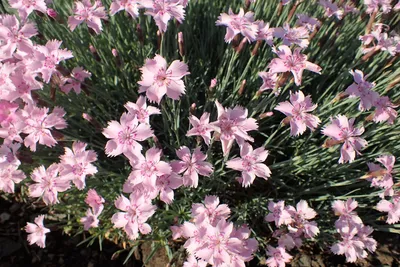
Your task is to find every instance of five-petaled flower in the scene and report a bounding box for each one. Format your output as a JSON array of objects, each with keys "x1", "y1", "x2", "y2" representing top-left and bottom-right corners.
[{"x1": 25, "y1": 215, "x2": 50, "y2": 248}]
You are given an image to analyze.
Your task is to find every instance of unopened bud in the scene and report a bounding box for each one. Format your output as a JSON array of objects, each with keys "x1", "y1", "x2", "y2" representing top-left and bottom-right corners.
[
  {"x1": 157, "y1": 30, "x2": 162, "y2": 51},
  {"x1": 112, "y1": 48, "x2": 118, "y2": 57},
  {"x1": 190, "y1": 103, "x2": 196, "y2": 114},
  {"x1": 238, "y1": 80, "x2": 246, "y2": 95},
  {"x1": 259, "y1": 111, "x2": 274, "y2": 119},
  {"x1": 251, "y1": 40, "x2": 262, "y2": 56},
  {"x1": 210, "y1": 78, "x2": 217, "y2": 89},
  {"x1": 234, "y1": 38, "x2": 247, "y2": 54},
  {"x1": 137, "y1": 24, "x2": 144, "y2": 44},
  {"x1": 178, "y1": 32, "x2": 185, "y2": 57},
  {"x1": 47, "y1": 8, "x2": 58, "y2": 19},
  {"x1": 89, "y1": 45, "x2": 101, "y2": 61}
]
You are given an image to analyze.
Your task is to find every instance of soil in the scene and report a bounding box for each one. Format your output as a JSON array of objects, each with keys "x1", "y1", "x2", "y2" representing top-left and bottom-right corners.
[{"x1": 1, "y1": 197, "x2": 399, "y2": 267}]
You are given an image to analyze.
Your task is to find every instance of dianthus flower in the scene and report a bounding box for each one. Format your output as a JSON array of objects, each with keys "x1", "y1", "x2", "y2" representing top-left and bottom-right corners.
[
  {"x1": 216, "y1": 8, "x2": 259, "y2": 43},
  {"x1": 364, "y1": 0, "x2": 392, "y2": 14},
  {"x1": 0, "y1": 165, "x2": 26, "y2": 193},
  {"x1": 25, "y1": 215, "x2": 50, "y2": 248},
  {"x1": 0, "y1": 111, "x2": 25, "y2": 145},
  {"x1": 211, "y1": 100, "x2": 258, "y2": 156},
  {"x1": 142, "y1": 0, "x2": 185, "y2": 33},
  {"x1": 80, "y1": 208, "x2": 100, "y2": 230},
  {"x1": 258, "y1": 71, "x2": 278, "y2": 93},
  {"x1": 360, "y1": 24, "x2": 398, "y2": 56},
  {"x1": 171, "y1": 146, "x2": 213, "y2": 188},
  {"x1": 8, "y1": 69, "x2": 42, "y2": 104},
  {"x1": 8, "y1": 0, "x2": 47, "y2": 21},
  {"x1": 332, "y1": 199, "x2": 363, "y2": 229},
  {"x1": 0, "y1": 142, "x2": 21, "y2": 168},
  {"x1": 61, "y1": 67, "x2": 91, "y2": 94},
  {"x1": 138, "y1": 55, "x2": 190, "y2": 104},
  {"x1": 0, "y1": 101, "x2": 19, "y2": 124},
  {"x1": 155, "y1": 172, "x2": 182, "y2": 204},
  {"x1": 111, "y1": 192, "x2": 156, "y2": 240},
  {"x1": 372, "y1": 96, "x2": 398, "y2": 124},
  {"x1": 30, "y1": 40, "x2": 74, "y2": 83},
  {"x1": 59, "y1": 141, "x2": 98, "y2": 190},
  {"x1": 322, "y1": 115, "x2": 367, "y2": 163},
  {"x1": 345, "y1": 70, "x2": 378, "y2": 111},
  {"x1": 0, "y1": 15, "x2": 37, "y2": 60},
  {"x1": 124, "y1": 96, "x2": 161, "y2": 124},
  {"x1": 255, "y1": 21, "x2": 274, "y2": 45},
  {"x1": 21, "y1": 105, "x2": 67, "y2": 152},
  {"x1": 0, "y1": 62, "x2": 16, "y2": 98},
  {"x1": 29, "y1": 164, "x2": 71, "y2": 205},
  {"x1": 186, "y1": 113, "x2": 214, "y2": 145},
  {"x1": 274, "y1": 23, "x2": 309, "y2": 48},
  {"x1": 331, "y1": 225, "x2": 367, "y2": 263},
  {"x1": 191, "y1": 195, "x2": 231, "y2": 226},
  {"x1": 110, "y1": 0, "x2": 140, "y2": 18},
  {"x1": 265, "y1": 201, "x2": 293, "y2": 227},
  {"x1": 268, "y1": 45, "x2": 321, "y2": 86},
  {"x1": 68, "y1": 0, "x2": 108, "y2": 34},
  {"x1": 183, "y1": 254, "x2": 207, "y2": 267},
  {"x1": 319, "y1": 0, "x2": 344, "y2": 19},
  {"x1": 377, "y1": 196, "x2": 400, "y2": 224},
  {"x1": 103, "y1": 112, "x2": 153, "y2": 158},
  {"x1": 296, "y1": 14, "x2": 321, "y2": 33},
  {"x1": 85, "y1": 189, "x2": 105, "y2": 214},
  {"x1": 226, "y1": 142, "x2": 270, "y2": 187},
  {"x1": 365, "y1": 155, "x2": 395, "y2": 191},
  {"x1": 275, "y1": 91, "x2": 320, "y2": 136},
  {"x1": 265, "y1": 246, "x2": 293, "y2": 267}
]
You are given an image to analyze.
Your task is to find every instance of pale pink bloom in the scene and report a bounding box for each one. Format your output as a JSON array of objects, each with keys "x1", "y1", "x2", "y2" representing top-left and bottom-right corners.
[
  {"x1": 8, "y1": 69, "x2": 42, "y2": 104},
  {"x1": 8, "y1": 0, "x2": 47, "y2": 21},
  {"x1": 80, "y1": 208, "x2": 100, "y2": 230},
  {"x1": 376, "y1": 197, "x2": 400, "y2": 224},
  {"x1": 256, "y1": 21, "x2": 274, "y2": 45},
  {"x1": 226, "y1": 142, "x2": 270, "y2": 187},
  {"x1": 25, "y1": 215, "x2": 50, "y2": 248},
  {"x1": 47, "y1": 8, "x2": 57, "y2": 18},
  {"x1": 343, "y1": 4, "x2": 359, "y2": 15},
  {"x1": 366, "y1": 154, "x2": 395, "y2": 190},
  {"x1": 156, "y1": 172, "x2": 182, "y2": 204},
  {"x1": 274, "y1": 23, "x2": 309, "y2": 48},
  {"x1": 290, "y1": 200, "x2": 317, "y2": 221},
  {"x1": 124, "y1": 96, "x2": 161, "y2": 124},
  {"x1": 0, "y1": 165, "x2": 26, "y2": 193},
  {"x1": 216, "y1": 8, "x2": 259, "y2": 43},
  {"x1": 170, "y1": 224, "x2": 183, "y2": 239},
  {"x1": 191, "y1": 195, "x2": 231, "y2": 226},
  {"x1": 258, "y1": 71, "x2": 278, "y2": 93},
  {"x1": 111, "y1": 192, "x2": 156, "y2": 240},
  {"x1": 319, "y1": 0, "x2": 344, "y2": 19},
  {"x1": 345, "y1": 70, "x2": 378, "y2": 111},
  {"x1": 102, "y1": 112, "x2": 153, "y2": 157},
  {"x1": 331, "y1": 226, "x2": 367, "y2": 263},
  {"x1": 265, "y1": 201, "x2": 292, "y2": 227},
  {"x1": 186, "y1": 113, "x2": 214, "y2": 145},
  {"x1": 125, "y1": 147, "x2": 172, "y2": 190},
  {"x1": 0, "y1": 15, "x2": 37, "y2": 59},
  {"x1": 265, "y1": 246, "x2": 293, "y2": 267},
  {"x1": 85, "y1": 189, "x2": 105, "y2": 214},
  {"x1": 360, "y1": 26, "x2": 398, "y2": 56},
  {"x1": 21, "y1": 105, "x2": 67, "y2": 152},
  {"x1": 296, "y1": 14, "x2": 321, "y2": 33},
  {"x1": 29, "y1": 164, "x2": 71, "y2": 205},
  {"x1": 211, "y1": 100, "x2": 258, "y2": 156},
  {"x1": 357, "y1": 225, "x2": 377, "y2": 253},
  {"x1": 268, "y1": 45, "x2": 321, "y2": 86},
  {"x1": 183, "y1": 254, "x2": 208, "y2": 267},
  {"x1": 138, "y1": 55, "x2": 190, "y2": 103},
  {"x1": 110, "y1": 0, "x2": 140, "y2": 18},
  {"x1": 322, "y1": 115, "x2": 367, "y2": 163},
  {"x1": 61, "y1": 67, "x2": 91, "y2": 94},
  {"x1": 0, "y1": 62, "x2": 16, "y2": 98},
  {"x1": 59, "y1": 141, "x2": 98, "y2": 190},
  {"x1": 332, "y1": 199, "x2": 363, "y2": 228},
  {"x1": 30, "y1": 40, "x2": 74, "y2": 83},
  {"x1": 0, "y1": 101, "x2": 19, "y2": 124},
  {"x1": 275, "y1": 91, "x2": 320, "y2": 136},
  {"x1": 68, "y1": 0, "x2": 108, "y2": 34},
  {"x1": 0, "y1": 112, "x2": 25, "y2": 145},
  {"x1": 142, "y1": 0, "x2": 185, "y2": 33},
  {"x1": 364, "y1": 0, "x2": 392, "y2": 14},
  {"x1": 395, "y1": 0, "x2": 400, "y2": 10},
  {"x1": 171, "y1": 146, "x2": 213, "y2": 188},
  {"x1": 372, "y1": 96, "x2": 398, "y2": 124},
  {"x1": 0, "y1": 142, "x2": 21, "y2": 168}
]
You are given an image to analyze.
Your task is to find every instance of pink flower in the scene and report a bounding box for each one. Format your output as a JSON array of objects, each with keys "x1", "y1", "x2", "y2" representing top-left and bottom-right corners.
[
  {"x1": 322, "y1": 115, "x2": 367, "y2": 163},
  {"x1": 255, "y1": 21, "x2": 274, "y2": 45},
  {"x1": 345, "y1": 70, "x2": 378, "y2": 111},
  {"x1": 226, "y1": 142, "x2": 270, "y2": 187},
  {"x1": 395, "y1": 0, "x2": 400, "y2": 10},
  {"x1": 0, "y1": 142, "x2": 21, "y2": 168},
  {"x1": 0, "y1": 101, "x2": 19, "y2": 124},
  {"x1": 265, "y1": 246, "x2": 293, "y2": 267},
  {"x1": 8, "y1": 0, "x2": 47, "y2": 21},
  {"x1": 0, "y1": 15, "x2": 37, "y2": 60},
  {"x1": 0, "y1": 62, "x2": 17, "y2": 98},
  {"x1": 25, "y1": 215, "x2": 50, "y2": 248},
  {"x1": 61, "y1": 67, "x2": 91, "y2": 94},
  {"x1": 331, "y1": 225, "x2": 367, "y2": 263},
  {"x1": 183, "y1": 254, "x2": 208, "y2": 267},
  {"x1": 364, "y1": 0, "x2": 392, "y2": 14},
  {"x1": 47, "y1": 8, "x2": 58, "y2": 18},
  {"x1": 138, "y1": 55, "x2": 190, "y2": 103},
  {"x1": 103, "y1": 112, "x2": 153, "y2": 158},
  {"x1": 319, "y1": 0, "x2": 344, "y2": 19},
  {"x1": 171, "y1": 146, "x2": 213, "y2": 188},
  {"x1": 210, "y1": 78, "x2": 217, "y2": 88},
  {"x1": 142, "y1": 0, "x2": 185, "y2": 33},
  {"x1": 85, "y1": 189, "x2": 105, "y2": 214},
  {"x1": 332, "y1": 199, "x2": 363, "y2": 228},
  {"x1": 0, "y1": 165, "x2": 26, "y2": 193},
  {"x1": 59, "y1": 141, "x2": 98, "y2": 190},
  {"x1": 21, "y1": 106, "x2": 67, "y2": 152},
  {"x1": 357, "y1": 225, "x2": 377, "y2": 253},
  {"x1": 186, "y1": 113, "x2": 214, "y2": 145},
  {"x1": 80, "y1": 208, "x2": 100, "y2": 230},
  {"x1": 191, "y1": 195, "x2": 231, "y2": 226},
  {"x1": 30, "y1": 40, "x2": 74, "y2": 83},
  {"x1": 265, "y1": 201, "x2": 292, "y2": 227},
  {"x1": 111, "y1": 192, "x2": 156, "y2": 240},
  {"x1": 8, "y1": 69, "x2": 42, "y2": 104},
  {"x1": 29, "y1": 164, "x2": 71, "y2": 205},
  {"x1": 268, "y1": 45, "x2": 321, "y2": 86},
  {"x1": 372, "y1": 96, "x2": 398, "y2": 124},
  {"x1": 125, "y1": 147, "x2": 172, "y2": 190},
  {"x1": 366, "y1": 154, "x2": 395, "y2": 190},
  {"x1": 211, "y1": 100, "x2": 258, "y2": 156},
  {"x1": 275, "y1": 91, "x2": 320, "y2": 136},
  {"x1": 124, "y1": 96, "x2": 161, "y2": 124},
  {"x1": 0, "y1": 111, "x2": 25, "y2": 145},
  {"x1": 296, "y1": 14, "x2": 321, "y2": 33},
  {"x1": 377, "y1": 197, "x2": 400, "y2": 224},
  {"x1": 360, "y1": 25, "x2": 398, "y2": 56},
  {"x1": 110, "y1": 0, "x2": 140, "y2": 18},
  {"x1": 156, "y1": 172, "x2": 182, "y2": 204},
  {"x1": 258, "y1": 71, "x2": 278, "y2": 93},
  {"x1": 274, "y1": 23, "x2": 309, "y2": 48},
  {"x1": 68, "y1": 0, "x2": 108, "y2": 34},
  {"x1": 216, "y1": 8, "x2": 259, "y2": 43}
]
